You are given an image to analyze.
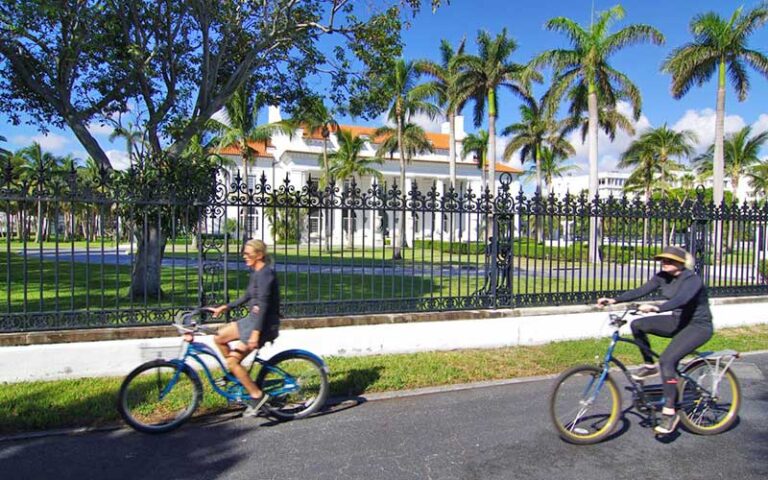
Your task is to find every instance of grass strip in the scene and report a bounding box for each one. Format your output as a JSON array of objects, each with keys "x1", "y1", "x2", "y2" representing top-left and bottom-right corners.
[{"x1": 1, "y1": 324, "x2": 766, "y2": 435}]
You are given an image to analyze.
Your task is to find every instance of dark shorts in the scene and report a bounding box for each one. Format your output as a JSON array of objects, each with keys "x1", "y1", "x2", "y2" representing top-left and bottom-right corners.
[{"x1": 236, "y1": 313, "x2": 279, "y2": 347}]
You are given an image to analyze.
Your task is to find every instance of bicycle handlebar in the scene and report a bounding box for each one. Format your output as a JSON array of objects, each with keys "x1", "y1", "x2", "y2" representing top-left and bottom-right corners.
[
  {"x1": 173, "y1": 307, "x2": 217, "y2": 336},
  {"x1": 608, "y1": 303, "x2": 640, "y2": 328}
]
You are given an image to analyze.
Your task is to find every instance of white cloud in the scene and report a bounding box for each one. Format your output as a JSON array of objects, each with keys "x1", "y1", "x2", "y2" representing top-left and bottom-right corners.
[
  {"x1": 11, "y1": 133, "x2": 70, "y2": 153},
  {"x1": 87, "y1": 122, "x2": 115, "y2": 136},
  {"x1": 378, "y1": 111, "x2": 447, "y2": 133},
  {"x1": 567, "y1": 101, "x2": 651, "y2": 173},
  {"x1": 752, "y1": 114, "x2": 768, "y2": 135},
  {"x1": 106, "y1": 149, "x2": 131, "y2": 170},
  {"x1": 671, "y1": 108, "x2": 746, "y2": 153}
]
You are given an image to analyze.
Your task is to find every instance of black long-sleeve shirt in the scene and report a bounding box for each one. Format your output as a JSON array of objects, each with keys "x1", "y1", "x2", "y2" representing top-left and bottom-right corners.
[
  {"x1": 615, "y1": 269, "x2": 712, "y2": 327},
  {"x1": 227, "y1": 266, "x2": 281, "y2": 329}
]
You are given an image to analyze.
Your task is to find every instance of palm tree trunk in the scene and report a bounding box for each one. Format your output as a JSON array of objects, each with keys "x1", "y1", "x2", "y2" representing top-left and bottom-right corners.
[
  {"x1": 535, "y1": 145, "x2": 543, "y2": 243},
  {"x1": 394, "y1": 112, "x2": 406, "y2": 260},
  {"x1": 448, "y1": 111, "x2": 457, "y2": 190},
  {"x1": 712, "y1": 59, "x2": 727, "y2": 263},
  {"x1": 488, "y1": 91, "x2": 497, "y2": 197},
  {"x1": 587, "y1": 85, "x2": 601, "y2": 264},
  {"x1": 323, "y1": 138, "x2": 331, "y2": 253}
]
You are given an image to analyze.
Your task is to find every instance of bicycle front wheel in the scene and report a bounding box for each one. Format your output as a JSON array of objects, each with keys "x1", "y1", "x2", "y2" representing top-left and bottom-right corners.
[
  {"x1": 256, "y1": 351, "x2": 329, "y2": 421},
  {"x1": 550, "y1": 365, "x2": 621, "y2": 445},
  {"x1": 117, "y1": 360, "x2": 202, "y2": 434},
  {"x1": 678, "y1": 359, "x2": 741, "y2": 435}
]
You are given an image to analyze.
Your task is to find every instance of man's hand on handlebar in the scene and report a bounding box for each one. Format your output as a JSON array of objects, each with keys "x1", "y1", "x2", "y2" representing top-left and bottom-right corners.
[{"x1": 596, "y1": 297, "x2": 616, "y2": 309}]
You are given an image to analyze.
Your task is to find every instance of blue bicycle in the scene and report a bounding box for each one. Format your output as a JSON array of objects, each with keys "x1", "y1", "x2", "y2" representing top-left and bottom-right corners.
[
  {"x1": 117, "y1": 308, "x2": 330, "y2": 433},
  {"x1": 550, "y1": 305, "x2": 741, "y2": 444}
]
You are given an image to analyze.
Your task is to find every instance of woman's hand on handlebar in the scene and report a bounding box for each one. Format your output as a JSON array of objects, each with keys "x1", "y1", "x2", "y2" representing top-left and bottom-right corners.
[
  {"x1": 207, "y1": 305, "x2": 228, "y2": 318},
  {"x1": 596, "y1": 297, "x2": 615, "y2": 309},
  {"x1": 637, "y1": 304, "x2": 659, "y2": 314}
]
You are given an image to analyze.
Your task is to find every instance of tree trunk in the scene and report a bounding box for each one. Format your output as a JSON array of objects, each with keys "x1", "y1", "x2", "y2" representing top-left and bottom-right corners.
[
  {"x1": 488, "y1": 91, "x2": 497, "y2": 197},
  {"x1": 130, "y1": 222, "x2": 166, "y2": 300},
  {"x1": 535, "y1": 144, "x2": 543, "y2": 243},
  {"x1": 711, "y1": 60, "x2": 727, "y2": 263},
  {"x1": 587, "y1": 86, "x2": 601, "y2": 264},
  {"x1": 323, "y1": 138, "x2": 332, "y2": 253},
  {"x1": 393, "y1": 108, "x2": 406, "y2": 260},
  {"x1": 448, "y1": 111, "x2": 457, "y2": 190}
]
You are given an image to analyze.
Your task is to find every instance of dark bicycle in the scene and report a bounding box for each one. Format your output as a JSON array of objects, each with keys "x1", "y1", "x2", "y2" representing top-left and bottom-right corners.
[
  {"x1": 117, "y1": 308, "x2": 330, "y2": 433},
  {"x1": 550, "y1": 305, "x2": 741, "y2": 444}
]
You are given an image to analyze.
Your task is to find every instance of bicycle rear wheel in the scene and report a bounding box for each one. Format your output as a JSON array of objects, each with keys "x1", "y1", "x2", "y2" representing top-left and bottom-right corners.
[
  {"x1": 256, "y1": 351, "x2": 329, "y2": 421},
  {"x1": 117, "y1": 360, "x2": 202, "y2": 433},
  {"x1": 550, "y1": 365, "x2": 621, "y2": 445},
  {"x1": 678, "y1": 359, "x2": 741, "y2": 435}
]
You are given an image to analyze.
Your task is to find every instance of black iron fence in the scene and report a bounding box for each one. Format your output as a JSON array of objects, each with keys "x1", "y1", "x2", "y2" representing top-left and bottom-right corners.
[{"x1": 2, "y1": 160, "x2": 767, "y2": 332}]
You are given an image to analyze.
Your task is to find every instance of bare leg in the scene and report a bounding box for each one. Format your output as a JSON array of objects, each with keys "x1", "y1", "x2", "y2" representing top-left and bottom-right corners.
[{"x1": 215, "y1": 324, "x2": 263, "y2": 398}]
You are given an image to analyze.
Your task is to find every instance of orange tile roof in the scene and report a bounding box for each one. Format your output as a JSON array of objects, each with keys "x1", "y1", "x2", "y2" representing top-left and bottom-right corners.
[
  {"x1": 488, "y1": 163, "x2": 524, "y2": 174},
  {"x1": 305, "y1": 125, "x2": 451, "y2": 150},
  {"x1": 216, "y1": 140, "x2": 271, "y2": 157}
]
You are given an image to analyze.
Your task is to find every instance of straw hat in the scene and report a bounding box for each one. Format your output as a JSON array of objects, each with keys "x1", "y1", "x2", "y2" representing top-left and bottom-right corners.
[{"x1": 653, "y1": 246, "x2": 688, "y2": 264}]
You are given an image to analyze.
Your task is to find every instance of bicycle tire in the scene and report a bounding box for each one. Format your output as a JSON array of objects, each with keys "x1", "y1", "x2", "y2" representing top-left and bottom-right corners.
[
  {"x1": 549, "y1": 365, "x2": 621, "y2": 445},
  {"x1": 117, "y1": 359, "x2": 202, "y2": 434},
  {"x1": 255, "y1": 351, "x2": 329, "y2": 421},
  {"x1": 678, "y1": 359, "x2": 741, "y2": 435}
]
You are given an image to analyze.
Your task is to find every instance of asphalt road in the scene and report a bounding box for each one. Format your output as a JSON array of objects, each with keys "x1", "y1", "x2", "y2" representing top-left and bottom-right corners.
[{"x1": 2, "y1": 353, "x2": 766, "y2": 480}]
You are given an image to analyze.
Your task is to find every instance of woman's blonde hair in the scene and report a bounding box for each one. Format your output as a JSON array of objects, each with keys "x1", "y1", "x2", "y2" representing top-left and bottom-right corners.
[
  {"x1": 684, "y1": 251, "x2": 695, "y2": 270},
  {"x1": 244, "y1": 239, "x2": 272, "y2": 264}
]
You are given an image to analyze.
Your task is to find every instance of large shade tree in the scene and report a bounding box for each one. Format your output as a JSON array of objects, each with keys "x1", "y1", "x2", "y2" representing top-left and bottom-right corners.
[
  {"x1": 534, "y1": 5, "x2": 664, "y2": 262},
  {"x1": 662, "y1": 4, "x2": 768, "y2": 206},
  {"x1": 0, "y1": 0, "x2": 442, "y2": 298}
]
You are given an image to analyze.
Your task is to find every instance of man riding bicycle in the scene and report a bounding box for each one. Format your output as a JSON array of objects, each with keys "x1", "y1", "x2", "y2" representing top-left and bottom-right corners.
[{"x1": 597, "y1": 246, "x2": 713, "y2": 435}]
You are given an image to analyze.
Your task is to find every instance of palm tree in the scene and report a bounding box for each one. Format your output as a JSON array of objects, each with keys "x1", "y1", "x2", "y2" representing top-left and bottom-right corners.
[
  {"x1": 693, "y1": 126, "x2": 768, "y2": 203},
  {"x1": 287, "y1": 96, "x2": 339, "y2": 188},
  {"x1": 523, "y1": 147, "x2": 580, "y2": 196},
  {"x1": 535, "y1": 5, "x2": 664, "y2": 261},
  {"x1": 374, "y1": 122, "x2": 434, "y2": 165},
  {"x1": 109, "y1": 121, "x2": 146, "y2": 167},
  {"x1": 662, "y1": 4, "x2": 768, "y2": 206},
  {"x1": 327, "y1": 129, "x2": 384, "y2": 248},
  {"x1": 621, "y1": 125, "x2": 697, "y2": 201},
  {"x1": 455, "y1": 29, "x2": 534, "y2": 196},
  {"x1": 620, "y1": 125, "x2": 697, "y2": 244},
  {"x1": 380, "y1": 58, "x2": 440, "y2": 258},
  {"x1": 462, "y1": 130, "x2": 489, "y2": 194},
  {"x1": 502, "y1": 94, "x2": 575, "y2": 196},
  {"x1": 19, "y1": 143, "x2": 61, "y2": 243},
  {"x1": 416, "y1": 38, "x2": 467, "y2": 191},
  {"x1": 747, "y1": 161, "x2": 768, "y2": 200}
]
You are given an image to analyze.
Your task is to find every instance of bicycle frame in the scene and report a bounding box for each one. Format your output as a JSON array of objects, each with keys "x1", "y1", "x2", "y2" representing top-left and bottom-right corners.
[{"x1": 163, "y1": 340, "x2": 301, "y2": 403}]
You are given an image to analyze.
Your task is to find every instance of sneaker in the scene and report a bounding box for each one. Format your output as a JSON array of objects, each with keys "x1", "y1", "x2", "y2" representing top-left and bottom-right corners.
[
  {"x1": 654, "y1": 413, "x2": 680, "y2": 435},
  {"x1": 631, "y1": 365, "x2": 659, "y2": 381},
  {"x1": 243, "y1": 393, "x2": 271, "y2": 417}
]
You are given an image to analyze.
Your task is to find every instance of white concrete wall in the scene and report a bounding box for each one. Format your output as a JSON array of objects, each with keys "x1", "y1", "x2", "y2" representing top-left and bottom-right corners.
[{"x1": 2, "y1": 299, "x2": 766, "y2": 383}]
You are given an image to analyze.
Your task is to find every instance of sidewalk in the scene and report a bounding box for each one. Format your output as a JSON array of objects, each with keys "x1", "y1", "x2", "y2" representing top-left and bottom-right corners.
[{"x1": 2, "y1": 296, "x2": 767, "y2": 383}]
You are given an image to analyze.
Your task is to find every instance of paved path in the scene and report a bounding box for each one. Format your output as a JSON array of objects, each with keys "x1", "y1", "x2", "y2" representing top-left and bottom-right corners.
[{"x1": 2, "y1": 352, "x2": 766, "y2": 480}]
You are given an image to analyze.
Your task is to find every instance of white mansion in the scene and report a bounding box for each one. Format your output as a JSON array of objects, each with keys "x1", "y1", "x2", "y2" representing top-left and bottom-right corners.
[{"x1": 218, "y1": 107, "x2": 522, "y2": 246}]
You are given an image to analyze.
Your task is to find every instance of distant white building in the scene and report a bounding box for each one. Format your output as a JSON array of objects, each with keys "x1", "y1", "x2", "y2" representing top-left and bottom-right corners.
[
  {"x1": 551, "y1": 170, "x2": 757, "y2": 202},
  {"x1": 550, "y1": 171, "x2": 633, "y2": 199},
  {"x1": 216, "y1": 106, "x2": 522, "y2": 245}
]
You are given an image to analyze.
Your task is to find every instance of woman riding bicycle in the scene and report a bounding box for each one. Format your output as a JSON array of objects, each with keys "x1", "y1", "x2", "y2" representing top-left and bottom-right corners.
[
  {"x1": 597, "y1": 245, "x2": 713, "y2": 435},
  {"x1": 208, "y1": 239, "x2": 281, "y2": 416}
]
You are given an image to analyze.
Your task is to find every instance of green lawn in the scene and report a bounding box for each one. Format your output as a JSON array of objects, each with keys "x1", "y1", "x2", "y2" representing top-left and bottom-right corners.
[{"x1": 1, "y1": 323, "x2": 765, "y2": 435}]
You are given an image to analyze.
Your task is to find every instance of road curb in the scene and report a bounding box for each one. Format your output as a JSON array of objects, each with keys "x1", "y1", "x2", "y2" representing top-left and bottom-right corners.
[{"x1": 2, "y1": 349, "x2": 766, "y2": 443}]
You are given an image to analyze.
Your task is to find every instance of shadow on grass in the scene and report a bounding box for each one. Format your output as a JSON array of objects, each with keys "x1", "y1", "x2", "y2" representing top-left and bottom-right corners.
[{"x1": 329, "y1": 366, "x2": 384, "y2": 398}]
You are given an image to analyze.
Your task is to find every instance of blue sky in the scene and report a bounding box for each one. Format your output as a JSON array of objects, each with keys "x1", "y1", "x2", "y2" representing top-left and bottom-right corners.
[{"x1": 2, "y1": 0, "x2": 767, "y2": 173}]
